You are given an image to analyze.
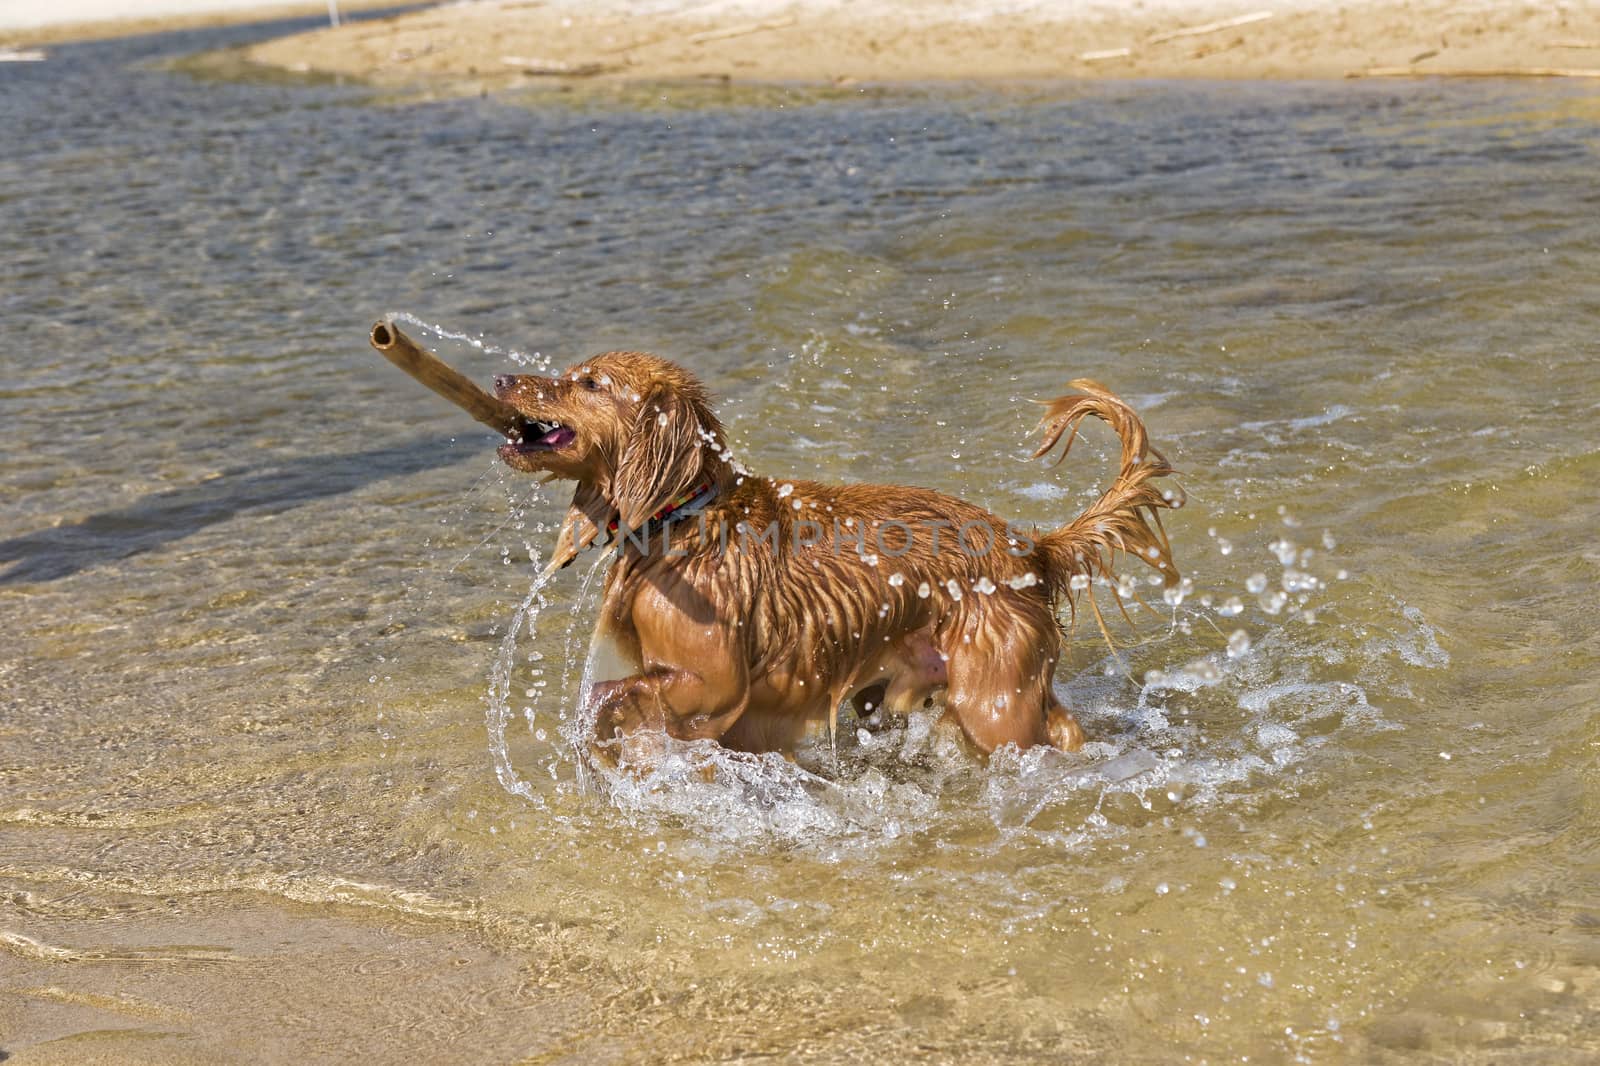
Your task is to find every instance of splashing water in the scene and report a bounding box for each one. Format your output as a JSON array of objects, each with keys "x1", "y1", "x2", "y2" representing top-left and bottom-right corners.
[
  {"x1": 388, "y1": 312, "x2": 555, "y2": 371},
  {"x1": 486, "y1": 564, "x2": 556, "y2": 805}
]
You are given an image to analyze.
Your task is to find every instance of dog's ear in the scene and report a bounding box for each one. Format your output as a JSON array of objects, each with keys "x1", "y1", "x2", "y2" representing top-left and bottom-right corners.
[{"x1": 612, "y1": 382, "x2": 710, "y2": 532}]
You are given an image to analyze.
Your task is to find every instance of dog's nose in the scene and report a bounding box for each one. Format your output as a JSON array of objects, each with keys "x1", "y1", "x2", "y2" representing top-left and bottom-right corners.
[{"x1": 494, "y1": 374, "x2": 518, "y2": 393}]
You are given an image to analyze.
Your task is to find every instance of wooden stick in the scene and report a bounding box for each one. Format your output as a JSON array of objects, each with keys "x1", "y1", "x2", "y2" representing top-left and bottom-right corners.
[
  {"x1": 1349, "y1": 65, "x2": 1600, "y2": 79},
  {"x1": 688, "y1": 15, "x2": 795, "y2": 45},
  {"x1": 369, "y1": 321, "x2": 528, "y2": 438},
  {"x1": 1149, "y1": 10, "x2": 1273, "y2": 45},
  {"x1": 1550, "y1": 39, "x2": 1600, "y2": 49},
  {"x1": 501, "y1": 56, "x2": 613, "y2": 76},
  {"x1": 1079, "y1": 47, "x2": 1133, "y2": 62}
]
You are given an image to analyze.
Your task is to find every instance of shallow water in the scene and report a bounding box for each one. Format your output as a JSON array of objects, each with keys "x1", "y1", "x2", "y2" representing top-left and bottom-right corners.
[{"x1": 3, "y1": 16, "x2": 1600, "y2": 1063}]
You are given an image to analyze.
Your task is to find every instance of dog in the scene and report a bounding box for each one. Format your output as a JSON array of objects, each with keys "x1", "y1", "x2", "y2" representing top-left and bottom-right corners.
[{"x1": 493, "y1": 353, "x2": 1181, "y2": 762}]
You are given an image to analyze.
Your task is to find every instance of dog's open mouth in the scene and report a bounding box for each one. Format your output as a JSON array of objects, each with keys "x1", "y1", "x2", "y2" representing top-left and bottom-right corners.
[{"x1": 503, "y1": 420, "x2": 576, "y2": 455}]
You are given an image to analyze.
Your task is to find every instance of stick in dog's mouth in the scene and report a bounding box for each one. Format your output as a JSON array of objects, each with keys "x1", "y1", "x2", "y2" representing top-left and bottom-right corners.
[{"x1": 368, "y1": 320, "x2": 531, "y2": 441}]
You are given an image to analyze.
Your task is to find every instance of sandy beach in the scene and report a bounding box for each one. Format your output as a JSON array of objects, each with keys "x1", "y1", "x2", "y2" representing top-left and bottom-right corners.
[
  {"x1": 8, "y1": 0, "x2": 1599, "y2": 82},
  {"x1": 229, "y1": 0, "x2": 1600, "y2": 87}
]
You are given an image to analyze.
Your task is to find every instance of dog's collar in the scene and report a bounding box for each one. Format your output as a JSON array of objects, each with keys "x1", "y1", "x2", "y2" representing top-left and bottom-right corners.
[{"x1": 606, "y1": 479, "x2": 719, "y2": 538}]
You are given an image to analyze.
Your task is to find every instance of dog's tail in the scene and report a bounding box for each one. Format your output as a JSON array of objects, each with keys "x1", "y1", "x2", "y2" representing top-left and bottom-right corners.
[{"x1": 1031, "y1": 380, "x2": 1184, "y2": 639}]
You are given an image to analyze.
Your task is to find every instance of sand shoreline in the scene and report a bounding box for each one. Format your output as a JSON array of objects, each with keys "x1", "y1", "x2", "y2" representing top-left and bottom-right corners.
[
  {"x1": 239, "y1": 0, "x2": 1600, "y2": 88},
  {"x1": 9, "y1": 0, "x2": 1600, "y2": 85}
]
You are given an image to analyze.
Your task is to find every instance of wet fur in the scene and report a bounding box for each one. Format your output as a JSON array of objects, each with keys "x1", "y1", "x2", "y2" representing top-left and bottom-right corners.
[{"x1": 493, "y1": 354, "x2": 1182, "y2": 762}]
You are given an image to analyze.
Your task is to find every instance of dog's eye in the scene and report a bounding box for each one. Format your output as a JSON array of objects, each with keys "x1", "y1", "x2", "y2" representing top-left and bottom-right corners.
[{"x1": 579, "y1": 376, "x2": 600, "y2": 391}]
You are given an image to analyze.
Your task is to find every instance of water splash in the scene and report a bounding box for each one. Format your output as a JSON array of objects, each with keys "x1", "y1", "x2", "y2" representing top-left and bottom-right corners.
[
  {"x1": 486, "y1": 564, "x2": 556, "y2": 804},
  {"x1": 387, "y1": 311, "x2": 553, "y2": 371}
]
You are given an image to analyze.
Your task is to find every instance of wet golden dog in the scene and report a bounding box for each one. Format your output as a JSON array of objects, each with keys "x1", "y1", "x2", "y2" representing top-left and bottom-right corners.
[{"x1": 494, "y1": 354, "x2": 1181, "y2": 762}]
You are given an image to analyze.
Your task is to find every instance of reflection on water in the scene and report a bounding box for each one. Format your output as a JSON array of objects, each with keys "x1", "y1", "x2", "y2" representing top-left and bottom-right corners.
[{"x1": 2, "y1": 16, "x2": 1599, "y2": 1063}]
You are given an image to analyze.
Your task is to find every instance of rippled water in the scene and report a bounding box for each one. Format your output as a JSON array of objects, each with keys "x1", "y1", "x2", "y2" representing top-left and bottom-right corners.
[{"x1": 3, "y1": 15, "x2": 1599, "y2": 1062}]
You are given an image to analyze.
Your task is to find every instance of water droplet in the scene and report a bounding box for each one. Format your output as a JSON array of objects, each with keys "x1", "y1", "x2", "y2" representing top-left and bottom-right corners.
[
  {"x1": 917, "y1": 581, "x2": 932, "y2": 598},
  {"x1": 1227, "y1": 630, "x2": 1252, "y2": 658},
  {"x1": 1246, "y1": 573, "x2": 1268, "y2": 594},
  {"x1": 776, "y1": 483, "x2": 794, "y2": 498},
  {"x1": 1281, "y1": 569, "x2": 1319, "y2": 593},
  {"x1": 1269, "y1": 538, "x2": 1300, "y2": 567}
]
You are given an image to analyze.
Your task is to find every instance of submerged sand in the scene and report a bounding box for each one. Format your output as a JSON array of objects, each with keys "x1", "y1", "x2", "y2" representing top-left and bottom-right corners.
[{"x1": 232, "y1": 0, "x2": 1600, "y2": 88}]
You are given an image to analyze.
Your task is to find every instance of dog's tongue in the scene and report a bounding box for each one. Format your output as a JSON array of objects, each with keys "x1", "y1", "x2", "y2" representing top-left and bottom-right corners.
[{"x1": 540, "y1": 426, "x2": 576, "y2": 448}]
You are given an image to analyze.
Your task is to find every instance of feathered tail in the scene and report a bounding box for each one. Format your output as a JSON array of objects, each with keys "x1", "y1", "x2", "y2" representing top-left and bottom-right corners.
[{"x1": 1032, "y1": 379, "x2": 1185, "y2": 642}]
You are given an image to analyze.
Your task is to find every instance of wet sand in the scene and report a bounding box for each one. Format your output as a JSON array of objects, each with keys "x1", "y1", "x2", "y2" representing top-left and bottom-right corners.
[{"x1": 230, "y1": 0, "x2": 1600, "y2": 87}]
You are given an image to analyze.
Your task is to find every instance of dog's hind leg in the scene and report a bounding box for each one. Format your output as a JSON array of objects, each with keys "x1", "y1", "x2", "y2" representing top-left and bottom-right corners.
[
  {"x1": 942, "y1": 675, "x2": 1054, "y2": 755},
  {"x1": 940, "y1": 608, "x2": 1077, "y2": 756},
  {"x1": 941, "y1": 656, "x2": 1055, "y2": 756},
  {"x1": 1045, "y1": 695, "x2": 1086, "y2": 752}
]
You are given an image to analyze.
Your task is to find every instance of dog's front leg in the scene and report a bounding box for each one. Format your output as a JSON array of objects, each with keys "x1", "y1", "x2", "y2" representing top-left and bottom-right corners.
[
  {"x1": 588, "y1": 664, "x2": 748, "y2": 770},
  {"x1": 582, "y1": 573, "x2": 753, "y2": 769}
]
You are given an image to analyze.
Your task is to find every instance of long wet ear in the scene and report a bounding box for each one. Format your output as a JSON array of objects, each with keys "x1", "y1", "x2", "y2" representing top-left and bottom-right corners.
[{"x1": 612, "y1": 382, "x2": 709, "y2": 532}]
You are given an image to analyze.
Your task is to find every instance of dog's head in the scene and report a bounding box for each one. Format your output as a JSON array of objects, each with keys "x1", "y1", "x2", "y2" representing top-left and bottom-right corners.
[{"x1": 494, "y1": 352, "x2": 727, "y2": 530}]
